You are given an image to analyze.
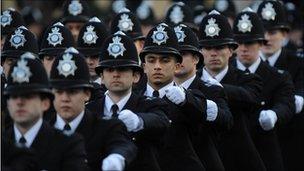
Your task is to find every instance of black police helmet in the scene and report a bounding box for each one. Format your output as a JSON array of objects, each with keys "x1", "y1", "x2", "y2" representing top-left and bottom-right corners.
[
  {"x1": 39, "y1": 22, "x2": 75, "y2": 59},
  {"x1": 4, "y1": 52, "x2": 53, "y2": 98},
  {"x1": 60, "y1": 0, "x2": 91, "y2": 24},
  {"x1": 50, "y1": 47, "x2": 93, "y2": 89},
  {"x1": 95, "y1": 31, "x2": 142, "y2": 75},
  {"x1": 1, "y1": 8, "x2": 25, "y2": 36},
  {"x1": 77, "y1": 17, "x2": 110, "y2": 56},
  {"x1": 140, "y1": 23, "x2": 182, "y2": 63},
  {"x1": 198, "y1": 10, "x2": 238, "y2": 50}
]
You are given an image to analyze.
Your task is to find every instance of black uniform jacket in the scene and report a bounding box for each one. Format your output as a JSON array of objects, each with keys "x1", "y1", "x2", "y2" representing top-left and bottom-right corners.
[
  {"x1": 86, "y1": 92, "x2": 170, "y2": 171},
  {"x1": 4, "y1": 121, "x2": 88, "y2": 171},
  {"x1": 49, "y1": 109, "x2": 137, "y2": 171}
]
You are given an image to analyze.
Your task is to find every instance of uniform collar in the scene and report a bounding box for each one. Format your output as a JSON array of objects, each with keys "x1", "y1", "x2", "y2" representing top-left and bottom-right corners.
[
  {"x1": 202, "y1": 66, "x2": 228, "y2": 82},
  {"x1": 104, "y1": 90, "x2": 132, "y2": 117},
  {"x1": 14, "y1": 118, "x2": 43, "y2": 148},
  {"x1": 236, "y1": 57, "x2": 261, "y2": 73},
  {"x1": 260, "y1": 49, "x2": 282, "y2": 67},
  {"x1": 178, "y1": 74, "x2": 196, "y2": 90},
  {"x1": 54, "y1": 111, "x2": 85, "y2": 135},
  {"x1": 145, "y1": 82, "x2": 174, "y2": 98}
]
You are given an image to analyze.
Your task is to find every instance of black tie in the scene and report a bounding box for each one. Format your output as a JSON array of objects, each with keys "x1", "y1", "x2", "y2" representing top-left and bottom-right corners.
[
  {"x1": 19, "y1": 136, "x2": 26, "y2": 146},
  {"x1": 245, "y1": 68, "x2": 250, "y2": 73},
  {"x1": 111, "y1": 104, "x2": 119, "y2": 118},
  {"x1": 152, "y1": 90, "x2": 160, "y2": 97},
  {"x1": 64, "y1": 124, "x2": 71, "y2": 131},
  {"x1": 265, "y1": 59, "x2": 270, "y2": 65}
]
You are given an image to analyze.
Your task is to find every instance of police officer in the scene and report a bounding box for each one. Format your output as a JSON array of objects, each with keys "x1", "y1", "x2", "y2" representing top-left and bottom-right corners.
[
  {"x1": 257, "y1": 1, "x2": 304, "y2": 170},
  {"x1": 1, "y1": 8, "x2": 25, "y2": 49},
  {"x1": 60, "y1": 0, "x2": 91, "y2": 41},
  {"x1": 135, "y1": 1, "x2": 156, "y2": 36},
  {"x1": 197, "y1": 10, "x2": 266, "y2": 171},
  {"x1": 257, "y1": 0, "x2": 304, "y2": 114},
  {"x1": 87, "y1": 32, "x2": 170, "y2": 171},
  {"x1": 2, "y1": 26, "x2": 38, "y2": 78},
  {"x1": 3, "y1": 52, "x2": 88, "y2": 171},
  {"x1": 39, "y1": 22, "x2": 75, "y2": 76},
  {"x1": 232, "y1": 7, "x2": 295, "y2": 171},
  {"x1": 139, "y1": 22, "x2": 208, "y2": 171},
  {"x1": 48, "y1": 47, "x2": 137, "y2": 171},
  {"x1": 111, "y1": 8, "x2": 146, "y2": 56},
  {"x1": 77, "y1": 17, "x2": 110, "y2": 83},
  {"x1": 173, "y1": 23, "x2": 232, "y2": 171}
]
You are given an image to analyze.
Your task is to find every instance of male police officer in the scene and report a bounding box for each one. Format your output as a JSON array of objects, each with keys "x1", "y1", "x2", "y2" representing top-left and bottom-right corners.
[
  {"x1": 173, "y1": 23, "x2": 232, "y2": 171},
  {"x1": 198, "y1": 10, "x2": 266, "y2": 171},
  {"x1": 139, "y1": 23, "x2": 207, "y2": 171},
  {"x1": 3, "y1": 52, "x2": 88, "y2": 171},
  {"x1": 60, "y1": 0, "x2": 91, "y2": 41},
  {"x1": 39, "y1": 22, "x2": 75, "y2": 76},
  {"x1": 87, "y1": 32, "x2": 170, "y2": 171},
  {"x1": 232, "y1": 8, "x2": 295, "y2": 171},
  {"x1": 49, "y1": 47, "x2": 137, "y2": 171},
  {"x1": 77, "y1": 17, "x2": 110, "y2": 83}
]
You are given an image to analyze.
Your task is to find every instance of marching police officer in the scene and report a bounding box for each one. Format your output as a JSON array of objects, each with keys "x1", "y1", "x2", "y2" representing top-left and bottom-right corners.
[
  {"x1": 135, "y1": 1, "x2": 156, "y2": 36},
  {"x1": 39, "y1": 22, "x2": 75, "y2": 76},
  {"x1": 1, "y1": 8, "x2": 25, "y2": 49},
  {"x1": 60, "y1": 0, "x2": 91, "y2": 41},
  {"x1": 257, "y1": 1, "x2": 304, "y2": 170},
  {"x1": 87, "y1": 32, "x2": 170, "y2": 171},
  {"x1": 3, "y1": 52, "x2": 88, "y2": 171},
  {"x1": 77, "y1": 17, "x2": 110, "y2": 83},
  {"x1": 197, "y1": 10, "x2": 266, "y2": 171},
  {"x1": 139, "y1": 22, "x2": 208, "y2": 171},
  {"x1": 173, "y1": 23, "x2": 233, "y2": 171},
  {"x1": 48, "y1": 47, "x2": 137, "y2": 171},
  {"x1": 232, "y1": 7, "x2": 295, "y2": 171}
]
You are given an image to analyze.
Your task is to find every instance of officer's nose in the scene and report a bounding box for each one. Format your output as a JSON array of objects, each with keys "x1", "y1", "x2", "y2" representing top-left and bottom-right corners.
[{"x1": 153, "y1": 60, "x2": 161, "y2": 70}]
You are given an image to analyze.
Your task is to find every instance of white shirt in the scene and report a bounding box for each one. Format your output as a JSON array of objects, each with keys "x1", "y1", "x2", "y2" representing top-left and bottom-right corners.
[
  {"x1": 94, "y1": 77, "x2": 102, "y2": 85},
  {"x1": 236, "y1": 57, "x2": 261, "y2": 74},
  {"x1": 260, "y1": 49, "x2": 282, "y2": 67},
  {"x1": 14, "y1": 118, "x2": 43, "y2": 148},
  {"x1": 202, "y1": 66, "x2": 228, "y2": 82},
  {"x1": 144, "y1": 82, "x2": 175, "y2": 98},
  {"x1": 104, "y1": 91, "x2": 132, "y2": 118},
  {"x1": 54, "y1": 111, "x2": 85, "y2": 135},
  {"x1": 179, "y1": 74, "x2": 196, "y2": 90}
]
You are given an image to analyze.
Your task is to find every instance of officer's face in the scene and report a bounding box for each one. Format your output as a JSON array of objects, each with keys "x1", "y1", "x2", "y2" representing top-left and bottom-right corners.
[
  {"x1": 65, "y1": 22, "x2": 84, "y2": 41},
  {"x1": 101, "y1": 68, "x2": 140, "y2": 94},
  {"x1": 53, "y1": 88, "x2": 91, "y2": 122},
  {"x1": 201, "y1": 45, "x2": 233, "y2": 73},
  {"x1": 236, "y1": 42, "x2": 262, "y2": 67},
  {"x1": 175, "y1": 52, "x2": 198, "y2": 78},
  {"x1": 7, "y1": 93, "x2": 50, "y2": 127},
  {"x1": 85, "y1": 56, "x2": 99, "y2": 77},
  {"x1": 262, "y1": 29, "x2": 287, "y2": 56},
  {"x1": 143, "y1": 53, "x2": 180, "y2": 88},
  {"x1": 3, "y1": 57, "x2": 17, "y2": 78},
  {"x1": 42, "y1": 56, "x2": 56, "y2": 77}
]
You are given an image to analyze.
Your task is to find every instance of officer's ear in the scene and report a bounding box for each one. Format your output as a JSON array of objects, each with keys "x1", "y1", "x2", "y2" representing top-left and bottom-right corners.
[
  {"x1": 100, "y1": 71, "x2": 104, "y2": 82},
  {"x1": 132, "y1": 71, "x2": 140, "y2": 84},
  {"x1": 41, "y1": 96, "x2": 51, "y2": 113},
  {"x1": 83, "y1": 89, "x2": 91, "y2": 101}
]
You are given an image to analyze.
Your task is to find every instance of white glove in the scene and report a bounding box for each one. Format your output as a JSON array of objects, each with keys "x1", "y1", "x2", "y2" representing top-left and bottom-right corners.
[
  {"x1": 101, "y1": 153, "x2": 125, "y2": 171},
  {"x1": 206, "y1": 100, "x2": 218, "y2": 121},
  {"x1": 259, "y1": 110, "x2": 278, "y2": 131},
  {"x1": 165, "y1": 86, "x2": 186, "y2": 105},
  {"x1": 295, "y1": 95, "x2": 304, "y2": 114},
  {"x1": 204, "y1": 77, "x2": 223, "y2": 87},
  {"x1": 118, "y1": 109, "x2": 143, "y2": 132}
]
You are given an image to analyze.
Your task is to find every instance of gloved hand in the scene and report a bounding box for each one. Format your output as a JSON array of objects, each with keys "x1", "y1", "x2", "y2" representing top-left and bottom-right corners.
[
  {"x1": 204, "y1": 77, "x2": 223, "y2": 87},
  {"x1": 118, "y1": 110, "x2": 143, "y2": 132},
  {"x1": 259, "y1": 110, "x2": 278, "y2": 131},
  {"x1": 295, "y1": 95, "x2": 304, "y2": 114},
  {"x1": 165, "y1": 86, "x2": 186, "y2": 105},
  {"x1": 206, "y1": 100, "x2": 218, "y2": 121},
  {"x1": 101, "y1": 153, "x2": 125, "y2": 171}
]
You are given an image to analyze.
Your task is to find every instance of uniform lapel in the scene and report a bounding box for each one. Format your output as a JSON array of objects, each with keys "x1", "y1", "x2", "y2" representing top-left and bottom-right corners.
[{"x1": 30, "y1": 122, "x2": 51, "y2": 157}]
